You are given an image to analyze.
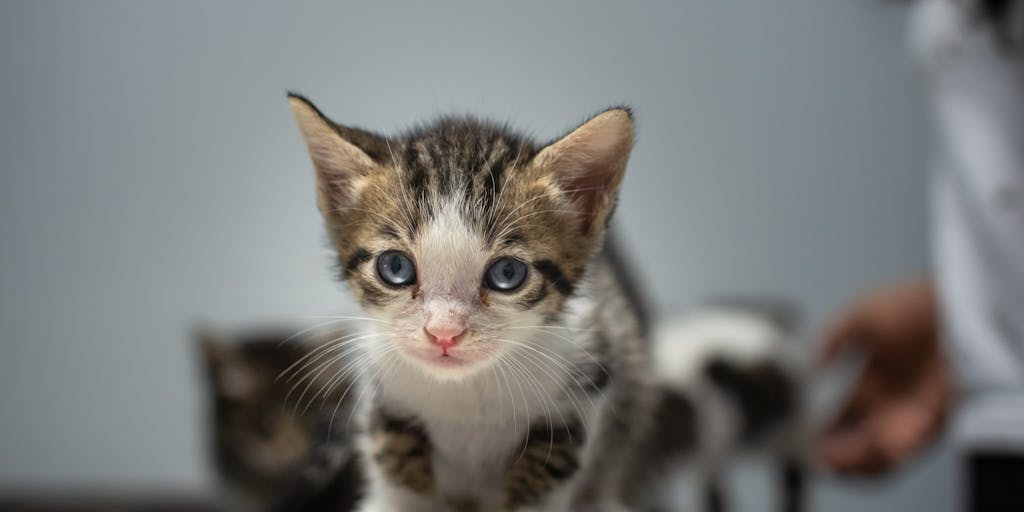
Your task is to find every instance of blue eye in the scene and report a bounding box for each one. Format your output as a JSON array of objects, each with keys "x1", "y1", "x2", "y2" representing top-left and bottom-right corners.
[
  {"x1": 485, "y1": 257, "x2": 528, "y2": 292},
  {"x1": 376, "y1": 251, "x2": 416, "y2": 286}
]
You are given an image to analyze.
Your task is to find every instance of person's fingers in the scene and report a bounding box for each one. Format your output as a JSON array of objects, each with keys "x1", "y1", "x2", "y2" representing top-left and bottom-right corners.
[
  {"x1": 874, "y1": 402, "x2": 936, "y2": 464},
  {"x1": 817, "y1": 383, "x2": 870, "y2": 470},
  {"x1": 819, "y1": 333, "x2": 951, "y2": 477},
  {"x1": 817, "y1": 359, "x2": 894, "y2": 472},
  {"x1": 820, "y1": 424, "x2": 893, "y2": 475},
  {"x1": 821, "y1": 392, "x2": 861, "y2": 440},
  {"x1": 876, "y1": 356, "x2": 953, "y2": 463},
  {"x1": 823, "y1": 359, "x2": 887, "y2": 435},
  {"x1": 852, "y1": 433, "x2": 893, "y2": 475},
  {"x1": 817, "y1": 308, "x2": 867, "y2": 367},
  {"x1": 819, "y1": 427, "x2": 868, "y2": 470}
]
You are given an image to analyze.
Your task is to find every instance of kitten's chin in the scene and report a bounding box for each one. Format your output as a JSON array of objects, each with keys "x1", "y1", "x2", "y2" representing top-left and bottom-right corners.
[{"x1": 399, "y1": 345, "x2": 495, "y2": 382}]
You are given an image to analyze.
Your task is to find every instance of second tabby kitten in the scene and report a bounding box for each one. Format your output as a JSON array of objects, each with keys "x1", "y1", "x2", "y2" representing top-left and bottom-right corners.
[
  {"x1": 288, "y1": 95, "x2": 654, "y2": 511},
  {"x1": 198, "y1": 327, "x2": 362, "y2": 512}
]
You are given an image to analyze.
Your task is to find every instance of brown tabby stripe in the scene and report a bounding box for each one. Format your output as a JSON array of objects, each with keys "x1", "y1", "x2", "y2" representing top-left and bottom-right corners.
[
  {"x1": 502, "y1": 421, "x2": 584, "y2": 509},
  {"x1": 378, "y1": 224, "x2": 401, "y2": 241},
  {"x1": 518, "y1": 283, "x2": 549, "y2": 309},
  {"x1": 531, "y1": 260, "x2": 575, "y2": 296},
  {"x1": 370, "y1": 411, "x2": 435, "y2": 495},
  {"x1": 349, "y1": 272, "x2": 390, "y2": 307},
  {"x1": 342, "y1": 248, "x2": 372, "y2": 277}
]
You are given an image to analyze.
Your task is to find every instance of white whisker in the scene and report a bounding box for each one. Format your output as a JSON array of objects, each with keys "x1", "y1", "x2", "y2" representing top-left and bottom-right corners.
[{"x1": 277, "y1": 330, "x2": 369, "y2": 383}]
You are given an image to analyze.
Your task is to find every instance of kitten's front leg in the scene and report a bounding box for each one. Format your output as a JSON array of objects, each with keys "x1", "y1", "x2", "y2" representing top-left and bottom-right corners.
[
  {"x1": 356, "y1": 485, "x2": 437, "y2": 512},
  {"x1": 358, "y1": 408, "x2": 437, "y2": 512},
  {"x1": 502, "y1": 422, "x2": 584, "y2": 511}
]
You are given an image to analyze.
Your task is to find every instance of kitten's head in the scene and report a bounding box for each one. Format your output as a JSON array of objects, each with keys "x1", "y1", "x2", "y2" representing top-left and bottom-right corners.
[{"x1": 289, "y1": 95, "x2": 634, "y2": 381}]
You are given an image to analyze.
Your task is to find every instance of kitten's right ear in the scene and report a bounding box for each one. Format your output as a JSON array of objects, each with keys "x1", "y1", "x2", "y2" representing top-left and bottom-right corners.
[{"x1": 287, "y1": 93, "x2": 386, "y2": 215}]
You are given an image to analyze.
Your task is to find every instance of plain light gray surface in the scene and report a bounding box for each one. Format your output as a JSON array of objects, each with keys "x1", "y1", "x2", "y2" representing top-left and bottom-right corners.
[{"x1": 0, "y1": 0, "x2": 954, "y2": 509}]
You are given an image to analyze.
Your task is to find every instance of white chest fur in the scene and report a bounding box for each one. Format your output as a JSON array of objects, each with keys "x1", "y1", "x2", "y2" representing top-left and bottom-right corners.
[{"x1": 372, "y1": 344, "x2": 596, "y2": 503}]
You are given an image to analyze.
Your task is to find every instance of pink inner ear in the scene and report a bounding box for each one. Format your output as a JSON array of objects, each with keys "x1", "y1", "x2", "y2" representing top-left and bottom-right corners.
[
  {"x1": 557, "y1": 139, "x2": 628, "y2": 235},
  {"x1": 536, "y1": 110, "x2": 633, "y2": 236},
  {"x1": 561, "y1": 158, "x2": 616, "y2": 233}
]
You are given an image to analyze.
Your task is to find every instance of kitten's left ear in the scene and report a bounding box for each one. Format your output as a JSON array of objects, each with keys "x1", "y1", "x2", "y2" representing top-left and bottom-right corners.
[
  {"x1": 533, "y1": 108, "x2": 635, "y2": 237},
  {"x1": 196, "y1": 326, "x2": 235, "y2": 368},
  {"x1": 195, "y1": 327, "x2": 255, "y2": 399}
]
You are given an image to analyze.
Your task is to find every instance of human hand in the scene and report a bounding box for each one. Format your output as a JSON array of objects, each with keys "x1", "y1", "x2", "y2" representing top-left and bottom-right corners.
[{"x1": 816, "y1": 279, "x2": 952, "y2": 475}]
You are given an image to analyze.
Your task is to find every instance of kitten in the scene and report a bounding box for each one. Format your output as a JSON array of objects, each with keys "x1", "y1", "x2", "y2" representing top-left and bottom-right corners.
[
  {"x1": 287, "y1": 94, "x2": 655, "y2": 511},
  {"x1": 639, "y1": 302, "x2": 807, "y2": 512},
  {"x1": 198, "y1": 327, "x2": 363, "y2": 512}
]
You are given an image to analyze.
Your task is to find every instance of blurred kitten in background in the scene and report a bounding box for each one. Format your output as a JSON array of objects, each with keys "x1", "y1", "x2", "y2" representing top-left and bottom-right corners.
[
  {"x1": 636, "y1": 301, "x2": 808, "y2": 512},
  {"x1": 197, "y1": 327, "x2": 363, "y2": 512}
]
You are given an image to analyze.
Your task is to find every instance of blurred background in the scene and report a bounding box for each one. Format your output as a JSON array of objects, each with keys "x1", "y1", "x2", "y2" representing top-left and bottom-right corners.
[{"x1": 0, "y1": 0, "x2": 950, "y2": 510}]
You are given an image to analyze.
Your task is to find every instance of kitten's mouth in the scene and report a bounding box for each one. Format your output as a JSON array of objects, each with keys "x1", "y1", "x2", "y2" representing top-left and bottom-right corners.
[
  {"x1": 402, "y1": 344, "x2": 490, "y2": 371},
  {"x1": 429, "y1": 352, "x2": 468, "y2": 365},
  {"x1": 421, "y1": 348, "x2": 470, "y2": 365}
]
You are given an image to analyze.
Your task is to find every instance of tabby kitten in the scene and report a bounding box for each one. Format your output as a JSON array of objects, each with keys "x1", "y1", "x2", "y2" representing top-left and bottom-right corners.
[
  {"x1": 198, "y1": 327, "x2": 362, "y2": 512},
  {"x1": 287, "y1": 94, "x2": 654, "y2": 512}
]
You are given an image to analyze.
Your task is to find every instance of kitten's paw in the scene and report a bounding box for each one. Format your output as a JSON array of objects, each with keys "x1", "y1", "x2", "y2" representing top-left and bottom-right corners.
[
  {"x1": 353, "y1": 496, "x2": 395, "y2": 512},
  {"x1": 352, "y1": 503, "x2": 380, "y2": 512},
  {"x1": 356, "y1": 491, "x2": 440, "y2": 512}
]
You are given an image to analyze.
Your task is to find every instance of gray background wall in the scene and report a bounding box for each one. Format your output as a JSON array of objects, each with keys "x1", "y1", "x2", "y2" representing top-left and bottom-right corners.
[{"x1": 0, "y1": 0, "x2": 952, "y2": 509}]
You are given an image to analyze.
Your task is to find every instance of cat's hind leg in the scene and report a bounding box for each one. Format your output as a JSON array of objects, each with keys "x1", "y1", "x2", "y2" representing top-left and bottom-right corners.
[
  {"x1": 701, "y1": 471, "x2": 726, "y2": 512},
  {"x1": 778, "y1": 454, "x2": 805, "y2": 512}
]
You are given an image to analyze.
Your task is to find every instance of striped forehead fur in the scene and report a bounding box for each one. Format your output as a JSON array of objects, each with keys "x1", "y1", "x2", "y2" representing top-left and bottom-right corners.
[{"x1": 392, "y1": 115, "x2": 539, "y2": 228}]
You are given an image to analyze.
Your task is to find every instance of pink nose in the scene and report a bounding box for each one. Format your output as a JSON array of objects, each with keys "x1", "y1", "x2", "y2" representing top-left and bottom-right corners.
[{"x1": 425, "y1": 325, "x2": 465, "y2": 349}]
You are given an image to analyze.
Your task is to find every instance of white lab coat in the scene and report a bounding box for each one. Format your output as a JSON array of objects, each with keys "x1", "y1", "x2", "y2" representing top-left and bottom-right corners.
[{"x1": 912, "y1": 0, "x2": 1024, "y2": 452}]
